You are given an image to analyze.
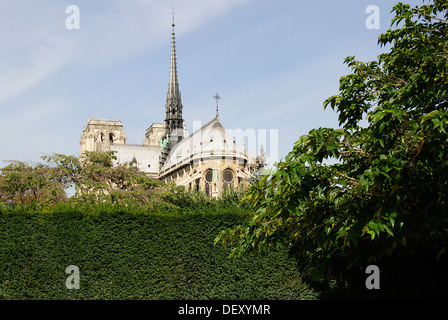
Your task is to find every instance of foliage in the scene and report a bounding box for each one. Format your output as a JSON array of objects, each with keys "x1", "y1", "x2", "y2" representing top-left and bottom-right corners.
[
  {"x1": 0, "y1": 147, "x2": 318, "y2": 299},
  {"x1": 0, "y1": 160, "x2": 67, "y2": 208},
  {"x1": 0, "y1": 148, "x2": 313, "y2": 299},
  {"x1": 1, "y1": 151, "x2": 253, "y2": 216},
  {"x1": 43, "y1": 151, "x2": 165, "y2": 204},
  {"x1": 0, "y1": 151, "x2": 169, "y2": 208},
  {"x1": 0, "y1": 204, "x2": 318, "y2": 300},
  {"x1": 215, "y1": 0, "x2": 448, "y2": 282}
]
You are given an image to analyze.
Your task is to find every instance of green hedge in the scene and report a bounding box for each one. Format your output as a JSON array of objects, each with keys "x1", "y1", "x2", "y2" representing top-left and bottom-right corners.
[{"x1": 0, "y1": 206, "x2": 318, "y2": 300}]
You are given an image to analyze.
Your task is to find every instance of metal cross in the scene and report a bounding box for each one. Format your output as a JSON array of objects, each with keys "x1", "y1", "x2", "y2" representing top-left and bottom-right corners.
[{"x1": 213, "y1": 93, "x2": 221, "y2": 118}]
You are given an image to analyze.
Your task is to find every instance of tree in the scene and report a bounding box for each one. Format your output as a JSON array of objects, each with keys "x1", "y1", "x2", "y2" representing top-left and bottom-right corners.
[
  {"x1": 0, "y1": 151, "x2": 168, "y2": 208},
  {"x1": 0, "y1": 160, "x2": 67, "y2": 207},
  {"x1": 43, "y1": 151, "x2": 164, "y2": 204},
  {"x1": 215, "y1": 0, "x2": 448, "y2": 281}
]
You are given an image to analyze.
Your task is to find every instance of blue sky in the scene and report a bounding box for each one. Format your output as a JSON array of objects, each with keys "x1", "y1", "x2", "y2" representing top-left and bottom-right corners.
[{"x1": 0, "y1": 0, "x2": 422, "y2": 168}]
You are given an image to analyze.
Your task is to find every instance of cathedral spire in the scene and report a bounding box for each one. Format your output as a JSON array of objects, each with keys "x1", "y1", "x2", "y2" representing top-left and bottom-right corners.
[
  {"x1": 168, "y1": 9, "x2": 180, "y2": 99},
  {"x1": 164, "y1": 10, "x2": 184, "y2": 139},
  {"x1": 161, "y1": 10, "x2": 184, "y2": 167}
]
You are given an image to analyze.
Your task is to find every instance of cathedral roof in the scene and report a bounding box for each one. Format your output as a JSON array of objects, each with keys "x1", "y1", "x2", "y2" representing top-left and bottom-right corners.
[{"x1": 160, "y1": 117, "x2": 247, "y2": 172}]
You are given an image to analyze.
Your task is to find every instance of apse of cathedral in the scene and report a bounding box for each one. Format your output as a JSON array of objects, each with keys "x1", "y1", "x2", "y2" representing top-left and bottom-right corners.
[{"x1": 80, "y1": 14, "x2": 254, "y2": 197}]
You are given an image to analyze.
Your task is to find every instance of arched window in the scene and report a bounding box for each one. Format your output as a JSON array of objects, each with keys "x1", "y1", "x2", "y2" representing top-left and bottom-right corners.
[
  {"x1": 222, "y1": 168, "x2": 234, "y2": 190},
  {"x1": 195, "y1": 178, "x2": 200, "y2": 192},
  {"x1": 109, "y1": 133, "x2": 114, "y2": 144},
  {"x1": 204, "y1": 169, "x2": 213, "y2": 196}
]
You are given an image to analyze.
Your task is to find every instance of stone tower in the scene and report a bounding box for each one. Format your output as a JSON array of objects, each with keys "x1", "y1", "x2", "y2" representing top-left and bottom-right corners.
[{"x1": 80, "y1": 119, "x2": 127, "y2": 155}]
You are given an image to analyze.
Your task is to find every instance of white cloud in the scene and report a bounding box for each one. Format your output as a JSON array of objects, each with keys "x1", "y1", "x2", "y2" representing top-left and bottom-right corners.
[
  {"x1": 0, "y1": 35, "x2": 77, "y2": 104},
  {"x1": 0, "y1": 0, "x2": 250, "y2": 105}
]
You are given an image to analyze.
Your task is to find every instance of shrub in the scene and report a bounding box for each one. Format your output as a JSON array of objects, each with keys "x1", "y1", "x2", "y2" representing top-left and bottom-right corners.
[{"x1": 0, "y1": 204, "x2": 318, "y2": 300}]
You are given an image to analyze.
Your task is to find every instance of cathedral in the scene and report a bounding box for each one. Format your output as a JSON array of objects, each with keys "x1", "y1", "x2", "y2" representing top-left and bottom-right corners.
[{"x1": 80, "y1": 15, "x2": 254, "y2": 197}]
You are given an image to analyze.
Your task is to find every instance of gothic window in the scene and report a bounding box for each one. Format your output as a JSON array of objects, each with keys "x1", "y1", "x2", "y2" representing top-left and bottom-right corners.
[
  {"x1": 222, "y1": 168, "x2": 234, "y2": 190},
  {"x1": 195, "y1": 178, "x2": 200, "y2": 192},
  {"x1": 109, "y1": 133, "x2": 114, "y2": 144},
  {"x1": 204, "y1": 169, "x2": 213, "y2": 197}
]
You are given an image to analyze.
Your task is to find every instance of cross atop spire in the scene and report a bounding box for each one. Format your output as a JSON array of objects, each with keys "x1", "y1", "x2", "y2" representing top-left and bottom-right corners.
[{"x1": 213, "y1": 93, "x2": 221, "y2": 120}]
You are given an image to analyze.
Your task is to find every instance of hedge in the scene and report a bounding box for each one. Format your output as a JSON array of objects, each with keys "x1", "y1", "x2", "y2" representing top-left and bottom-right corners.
[{"x1": 0, "y1": 206, "x2": 318, "y2": 300}]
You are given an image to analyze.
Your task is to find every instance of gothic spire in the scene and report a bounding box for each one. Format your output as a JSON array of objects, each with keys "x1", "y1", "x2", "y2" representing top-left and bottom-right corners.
[
  {"x1": 168, "y1": 10, "x2": 180, "y2": 99},
  {"x1": 161, "y1": 10, "x2": 184, "y2": 168},
  {"x1": 164, "y1": 9, "x2": 184, "y2": 137}
]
